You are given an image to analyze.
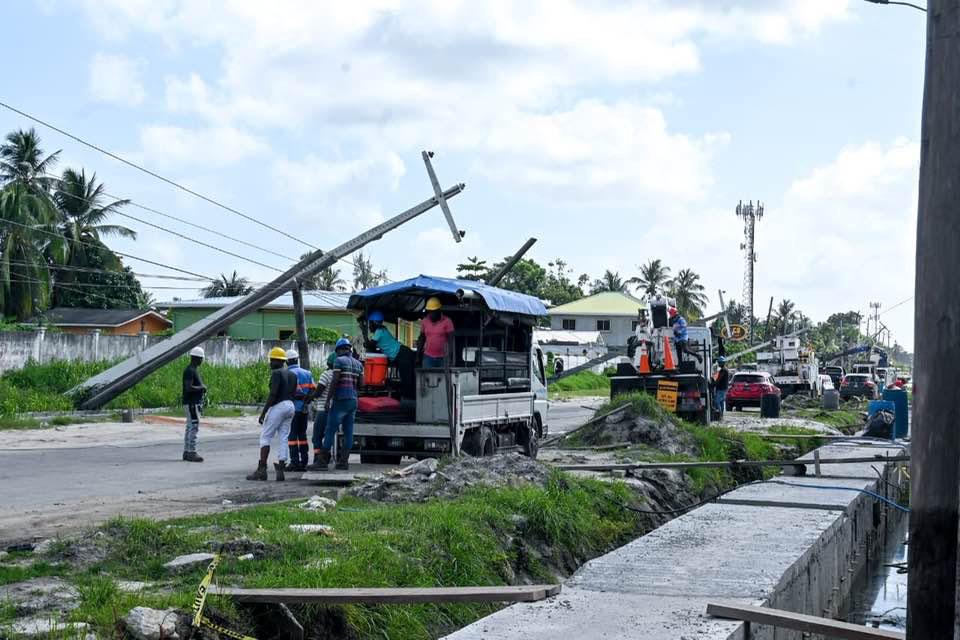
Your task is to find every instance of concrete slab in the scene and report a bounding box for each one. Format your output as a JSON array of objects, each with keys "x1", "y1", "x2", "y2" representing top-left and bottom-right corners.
[
  {"x1": 797, "y1": 444, "x2": 906, "y2": 479},
  {"x1": 717, "y1": 477, "x2": 876, "y2": 511}
]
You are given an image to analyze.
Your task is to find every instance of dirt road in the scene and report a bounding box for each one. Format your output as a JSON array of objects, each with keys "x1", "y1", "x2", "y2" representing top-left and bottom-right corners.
[{"x1": 0, "y1": 401, "x2": 599, "y2": 544}]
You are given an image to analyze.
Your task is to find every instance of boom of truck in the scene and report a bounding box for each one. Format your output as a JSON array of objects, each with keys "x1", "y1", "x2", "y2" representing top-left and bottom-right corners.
[
  {"x1": 342, "y1": 275, "x2": 549, "y2": 463},
  {"x1": 610, "y1": 296, "x2": 714, "y2": 424}
]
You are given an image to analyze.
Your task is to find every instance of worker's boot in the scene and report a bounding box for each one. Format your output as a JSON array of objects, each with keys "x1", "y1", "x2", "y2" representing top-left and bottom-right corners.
[
  {"x1": 274, "y1": 461, "x2": 286, "y2": 482},
  {"x1": 182, "y1": 451, "x2": 204, "y2": 463},
  {"x1": 246, "y1": 462, "x2": 268, "y2": 481},
  {"x1": 334, "y1": 448, "x2": 349, "y2": 471},
  {"x1": 307, "y1": 449, "x2": 331, "y2": 471}
]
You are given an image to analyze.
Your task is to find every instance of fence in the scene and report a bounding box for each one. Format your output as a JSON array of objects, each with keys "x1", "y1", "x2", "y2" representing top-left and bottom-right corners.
[{"x1": 0, "y1": 329, "x2": 332, "y2": 373}]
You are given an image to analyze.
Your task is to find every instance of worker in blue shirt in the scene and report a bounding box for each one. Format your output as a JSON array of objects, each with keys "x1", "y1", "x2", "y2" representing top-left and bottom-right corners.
[
  {"x1": 284, "y1": 349, "x2": 315, "y2": 472},
  {"x1": 365, "y1": 310, "x2": 416, "y2": 399},
  {"x1": 669, "y1": 307, "x2": 702, "y2": 365}
]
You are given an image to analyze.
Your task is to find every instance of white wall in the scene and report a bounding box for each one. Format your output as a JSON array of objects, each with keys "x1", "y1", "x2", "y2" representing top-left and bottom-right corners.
[{"x1": 549, "y1": 315, "x2": 635, "y2": 347}]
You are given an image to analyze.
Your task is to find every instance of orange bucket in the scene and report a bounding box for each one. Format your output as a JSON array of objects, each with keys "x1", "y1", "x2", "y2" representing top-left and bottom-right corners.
[{"x1": 364, "y1": 353, "x2": 389, "y2": 386}]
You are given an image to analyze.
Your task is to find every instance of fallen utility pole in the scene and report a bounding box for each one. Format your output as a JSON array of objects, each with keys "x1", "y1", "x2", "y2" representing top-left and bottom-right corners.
[
  {"x1": 908, "y1": 2, "x2": 960, "y2": 638},
  {"x1": 540, "y1": 403, "x2": 630, "y2": 448},
  {"x1": 547, "y1": 351, "x2": 622, "y2": 383},
  {"x1": 487, "y1": 237, "x2": 537, "y2": 286},
  {"x1": 213, "y1": 584, "x2": 561, "y2": 605},
  {"x1": 553, "y1": 455, "x2": 909, "y2": 472},
  {"x1": 291, "y1": 283, "x2": 310, "y2": 370},
  {"x1": 72, "y1": 153, "x2": 465, "y2": 409}
]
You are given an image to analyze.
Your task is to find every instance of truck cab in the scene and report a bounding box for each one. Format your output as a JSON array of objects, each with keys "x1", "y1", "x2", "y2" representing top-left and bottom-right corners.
[{"x1": 344, "y1": 275, "x2": 549, "y2": 463}]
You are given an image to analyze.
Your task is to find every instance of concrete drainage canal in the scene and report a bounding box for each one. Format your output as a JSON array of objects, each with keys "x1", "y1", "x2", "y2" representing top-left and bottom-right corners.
[{"x1": 841, "y1": 515, "x2": 909, "y2": 633}]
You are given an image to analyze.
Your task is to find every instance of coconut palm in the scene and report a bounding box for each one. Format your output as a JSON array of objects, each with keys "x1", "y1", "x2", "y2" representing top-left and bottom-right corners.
[
  {"x1": 201, "y1": 271, "x2": 254, "y2": 298},
  {"x1": 633, "y1": 259, "x2": 671, "y2": 297},
  {"x1": 0, "y1": 128, "x2": 60, "y2": 193},
  {"x1": 299, "y1": 252, "x2": 347, "y2": 291},
  {"x1": 54, "y1": 169, "x2": 135, "y2": 268},
  {"x1": 776, "y1": 299, "x2": 796, "y2": 334},
  {"x1": 668, "y1": 268, "x2": 708, "y2": 319},
  {"x1": 590, "y1": 270, "x2": 629, "y2": 294}
]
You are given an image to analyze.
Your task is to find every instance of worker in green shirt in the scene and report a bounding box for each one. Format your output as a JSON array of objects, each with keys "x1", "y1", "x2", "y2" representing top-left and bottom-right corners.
[{"x1": 365, "y1": 310, "x2": 416, "y2": 399}]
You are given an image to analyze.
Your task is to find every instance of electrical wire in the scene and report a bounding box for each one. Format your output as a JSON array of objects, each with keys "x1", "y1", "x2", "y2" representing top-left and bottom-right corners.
[
  {"x1": 879, "y1": 296, "x2": 914, "y2": 316},
  {"x1": 6, "y1": 278, "x2": 197, "y2": 291},
  {"x1": 764, "y1": 479, "x2": 910, "y2": 513},
  {"x1": 4, "y1": 259, "x2": 210, "y2": 282}
]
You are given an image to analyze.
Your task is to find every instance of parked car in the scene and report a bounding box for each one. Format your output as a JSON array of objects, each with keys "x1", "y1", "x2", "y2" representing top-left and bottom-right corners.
[
  {"x1": 840, "y1": 373, "x2": 879, "y2": 400},
  {"x1": 726, "y1": 371, "x2": 781, "y2": 411},
  {"x1": 823, "y1": 365, "x2": 844, "y2": 389}
]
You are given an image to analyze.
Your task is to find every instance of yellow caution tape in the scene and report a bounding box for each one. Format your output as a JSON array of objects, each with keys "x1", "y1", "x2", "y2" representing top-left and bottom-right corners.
[
  {"x1": 200, "y1": 615, "x2": 258, "y2": 640},
  {"x1": 190, "y1": 553, "x2": 258, "y2": 640}
]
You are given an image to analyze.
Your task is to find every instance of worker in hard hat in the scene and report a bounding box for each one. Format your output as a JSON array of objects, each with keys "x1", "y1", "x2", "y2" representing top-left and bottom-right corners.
[
  {"x1": 248, "y1": 346, "x2": 297, "y2": 482},
  {"x1": 305, "y1": 352, "x2": 337, "y2": 470},
  {"x1": 323, "y1": 338, "x2": 365, "y2": 470},
  {"x1": 181, "y1": 346, "x2": 207, "y2": 463},
  {"x1": 669, "y1": 307, "x2": 702, "y2": 365},
  {"x1": 365, "y1": 310, "x2": 416, "y2": 398},
  {"x1": 285, "y1": 349, "x2": 315, "y2": 472},
  {"x1": 417, "y1": 296, "x2": 455, "y2": 369}
]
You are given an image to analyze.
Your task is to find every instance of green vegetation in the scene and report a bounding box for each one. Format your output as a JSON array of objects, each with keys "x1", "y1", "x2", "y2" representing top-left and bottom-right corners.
[
  {"x1": 0, "y1": 359, "x2": 271, "y2": 416},
  {"x1": 2, "y1": 473, "x2": 641, "y2": 640},
  {"x1": 791, "y1": 408, "x2": 863, "y2": 434},
  {"x1": 549, "y1": 370, "x2": 610, "y2": 398}
]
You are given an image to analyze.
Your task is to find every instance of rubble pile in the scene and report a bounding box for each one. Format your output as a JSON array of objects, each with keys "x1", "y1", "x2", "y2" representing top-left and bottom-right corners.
[
  {"x1": 570, "y1": 406, "x2": 697, "y2": 456},
  {"x1": 348, "y1": 454, "x2": 551, "y2": 503}
]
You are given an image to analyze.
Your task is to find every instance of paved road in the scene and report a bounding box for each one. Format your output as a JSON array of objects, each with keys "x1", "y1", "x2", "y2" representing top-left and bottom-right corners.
[{"x1": 0, "y1": 400, "x2": 602, "y2": 544}]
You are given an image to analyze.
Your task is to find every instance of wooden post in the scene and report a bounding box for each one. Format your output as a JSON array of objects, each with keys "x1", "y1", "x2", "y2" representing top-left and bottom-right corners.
[
  {"x1": 292, "y1": 283, "x2": 311, "y2": 370},
  {"x1": 908, "y1": 3, "x2": 960, "y2": 638}
]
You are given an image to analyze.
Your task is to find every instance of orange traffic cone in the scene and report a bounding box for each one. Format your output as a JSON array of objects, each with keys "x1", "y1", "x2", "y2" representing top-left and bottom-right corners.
[
  {"x1": 663, "y1": 336, "x2": 677, "y2": 370},
  {"x1": 638, "y1": 342, "x2": 651, "y2": 374}
]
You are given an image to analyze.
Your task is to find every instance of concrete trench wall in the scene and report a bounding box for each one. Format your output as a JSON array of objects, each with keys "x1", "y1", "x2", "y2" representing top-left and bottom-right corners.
[{"x1": 444, "y1": 443, "x2": 907, "y2": 640}]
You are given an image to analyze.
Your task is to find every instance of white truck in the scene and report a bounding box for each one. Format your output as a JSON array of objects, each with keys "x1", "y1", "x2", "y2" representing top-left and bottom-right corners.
[
  {"x1": 756, "y1": 335, "x2": 821, "y2": 398},
  {"x1": 344, "y1": 275, "x2": 549, "y2": 462}
]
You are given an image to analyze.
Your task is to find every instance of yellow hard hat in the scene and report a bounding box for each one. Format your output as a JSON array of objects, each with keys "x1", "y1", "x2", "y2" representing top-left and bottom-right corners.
[
  {"x1": 268, "y1": 346, "x2": 287, "y2": 360},
  {"x1": 425, "y1": 297, "x2": 442, "y2": 311}
]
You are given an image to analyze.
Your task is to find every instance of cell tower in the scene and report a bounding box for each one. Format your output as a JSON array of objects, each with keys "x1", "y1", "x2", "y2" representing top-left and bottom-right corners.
[{"x1": 736, "y1": 200, "x2": 764, "y2": 343}]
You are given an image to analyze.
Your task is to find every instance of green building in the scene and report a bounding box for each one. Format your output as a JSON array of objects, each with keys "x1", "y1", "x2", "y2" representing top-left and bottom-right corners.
[{"x1": 163, "y1": 292, "x2": 356, "y2": 340}]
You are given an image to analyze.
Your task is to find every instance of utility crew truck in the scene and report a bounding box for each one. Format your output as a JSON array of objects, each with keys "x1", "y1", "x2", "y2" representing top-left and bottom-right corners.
[
  {"x1": 610, "y1": 296, "x2": 714, "y2": 424},
  {"x1": 344, "y1": 275, "x2": 549, "y2": 463},
  {"x1": 755, "y1": 335, "x2": 820, "y2": 398}
]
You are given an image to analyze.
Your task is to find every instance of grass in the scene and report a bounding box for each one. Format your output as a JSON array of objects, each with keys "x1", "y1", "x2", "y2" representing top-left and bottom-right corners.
[
  {"x1": 158, "y1": 406, "x2": 246, "y2": 419},
  {"x1": 549, "y1": 371, "x2": 610, "y2": 399},
  {"x1": 2, "y1": 473, "x2": 642, "y2": 640},
  {"x1": 791, "y1": 408, "x2": 863, "y2": 434}
]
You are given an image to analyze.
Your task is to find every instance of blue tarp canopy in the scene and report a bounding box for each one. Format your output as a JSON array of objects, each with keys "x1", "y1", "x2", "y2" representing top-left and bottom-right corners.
[{"x1": 348, "y1": 275, "x2": 547, "y2": 318}]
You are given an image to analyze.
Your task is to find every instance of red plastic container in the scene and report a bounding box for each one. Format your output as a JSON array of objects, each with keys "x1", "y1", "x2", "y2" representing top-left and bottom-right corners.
[{"x1": 364, "y1": 353, "x2": 389, "y2": 386}]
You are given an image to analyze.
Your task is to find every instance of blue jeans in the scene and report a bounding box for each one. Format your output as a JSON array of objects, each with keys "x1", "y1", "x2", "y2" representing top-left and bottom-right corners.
[
  {"x1": 324, "y1": 398, "x2": 357, "y2": 451},
  {"x1": 422, "y1": 355, "x2": 445, "y2": 368},
  {"x1": 312, "y1": 410, "x2": 327, "y2": 453},
  {"x1": 714, "y1": 389, "x2": 727, "y2": 413}
]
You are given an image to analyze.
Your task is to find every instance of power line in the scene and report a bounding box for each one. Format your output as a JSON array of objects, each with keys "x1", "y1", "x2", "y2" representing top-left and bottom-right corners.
[
  {"x1": 3, "y1": 259, "x2": 210, "y2": 282},
  {"x1": 6, "y1": 278, "x2": 197, "y2": 291},
  {"x1": 0, "y1": 216, "x2": 215, "y2": 281},
  {"x1": 880, "y1": 296, "x2": 914, "y2": 316},
  {"x1": 0, "y1": 100, "x2": 317, "y2": 251}
]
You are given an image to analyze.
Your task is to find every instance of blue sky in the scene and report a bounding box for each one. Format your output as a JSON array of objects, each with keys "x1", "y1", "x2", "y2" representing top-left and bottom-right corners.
[{"x1": 1, "y1": 1, "x2": 924, "y2": 348}]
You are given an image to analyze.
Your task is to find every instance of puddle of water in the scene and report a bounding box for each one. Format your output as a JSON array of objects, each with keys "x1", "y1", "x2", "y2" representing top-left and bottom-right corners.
[{"x1": 844, "y1": 518, "x2": 908, "y2": 631}]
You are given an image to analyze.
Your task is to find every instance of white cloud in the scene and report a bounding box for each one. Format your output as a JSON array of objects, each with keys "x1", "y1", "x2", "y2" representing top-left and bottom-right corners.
[
  {"x1": 88, "y1": 53, "x2": 146, "y2": 106},
  {"x1": 273, "y1": 151, "x2": 406, "y2": 198},
  {"x1": 137, "y1": 125, "x2": 267, "y2": 169}
]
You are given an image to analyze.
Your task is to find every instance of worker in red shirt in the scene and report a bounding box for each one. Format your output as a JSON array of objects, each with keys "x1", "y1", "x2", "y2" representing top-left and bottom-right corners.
[{"x1": 418, "y1": 297, "x2": 455, "y2": 368}]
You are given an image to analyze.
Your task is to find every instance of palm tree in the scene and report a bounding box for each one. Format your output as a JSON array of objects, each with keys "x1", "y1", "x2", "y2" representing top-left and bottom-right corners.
[
  {"x1": 135, "y1": 290, "x2": 156, "y2": 309},
  {"x1": 352, "y1": 252, "x2": 387, "y2": 291},
  {"x1": 776, "y1": 299, "x2": 796, "y2": 334},
  {"x1": 590, "y1": 270, "x2": 629, "y2": 294},
  {"x1": 668, "y1": 268, "x2": 708, "y2": 319},
  {"x1": 298, "y1": 252, "x2": 346, "y2": 291},
  {"x1": 633, "y1": 259, "x2": 671, "y2": 297},
  {"x1": 201, "y1": 271, "x2": 254, "y2": 298},
  {"x1": 0, "y1": 129, "x2": 62, "y2": 319},
  {"x1": 54, "y1": 169, "x2": 135, "y2": 269}
]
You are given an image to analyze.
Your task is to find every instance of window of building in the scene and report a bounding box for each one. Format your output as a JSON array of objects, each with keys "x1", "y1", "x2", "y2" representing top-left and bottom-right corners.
[
  {"x1": 279, "y1": 330, "x2": 295, "y2": 340},
  {"x1": 596, "y1": 319, "x2": 611, "y2": 332},
  {"x1": 561, "y1": 318, "x2": 577, "y2": 330}
]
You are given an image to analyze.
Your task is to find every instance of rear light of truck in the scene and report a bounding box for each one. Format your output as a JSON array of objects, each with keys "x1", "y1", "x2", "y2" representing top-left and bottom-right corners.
[
  {"x1": 681, "y1": 391, "x2": 701, "y2": 399},
  {"x1": 424, "y1": 439, "x2": 448, "y2": 451}
]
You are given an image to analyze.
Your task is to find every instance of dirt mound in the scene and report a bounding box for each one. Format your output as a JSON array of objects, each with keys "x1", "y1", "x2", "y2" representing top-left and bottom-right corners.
[
  {"x1": 348, "y1": 454, "x2": 551, "y2": 503},
  {"x1": 569, "y1": 405, "x2": 697, "y2": 456}
]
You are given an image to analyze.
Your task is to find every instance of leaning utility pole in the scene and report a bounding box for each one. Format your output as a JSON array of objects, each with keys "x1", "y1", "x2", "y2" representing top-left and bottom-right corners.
[
  {"x1": 908, "y1": 2, "x2": 960, "y2": 639},
  {"x1": 735, "y1": 200, "x2": 763, "y2": 344}
]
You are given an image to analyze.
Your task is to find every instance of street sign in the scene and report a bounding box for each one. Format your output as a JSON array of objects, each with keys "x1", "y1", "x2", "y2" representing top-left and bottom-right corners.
[
  {"x1": 727, "y1": 324, "x2": 748, "y2": 341},
  {"x1": 656, "y1": 380, "x2": 679, "y2": 413}
]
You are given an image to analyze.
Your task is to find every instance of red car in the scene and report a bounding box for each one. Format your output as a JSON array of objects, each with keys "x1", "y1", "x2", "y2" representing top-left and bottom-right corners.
[{"x1": 726, "y1": 371, "x2": 781, "y2": 411}]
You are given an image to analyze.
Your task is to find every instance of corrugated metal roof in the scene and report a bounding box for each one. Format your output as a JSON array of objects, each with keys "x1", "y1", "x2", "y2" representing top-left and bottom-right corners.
[
  {"x1": 160, "y1": 291, "x2": 351, "y2": 311},
  {"x1": 43, "y1": 307, "x2": 171, "y2": 328},
  {"x1": 548, "y1": 291, "x2": 643, "y2": 317},
  {"x1": 534, "y1": 330, "x2": 605, "y2": 346}
]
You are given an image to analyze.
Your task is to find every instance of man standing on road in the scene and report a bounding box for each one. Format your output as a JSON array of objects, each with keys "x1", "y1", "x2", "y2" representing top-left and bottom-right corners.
[
  {"x1": 305, "y1": 352, "x2": 337, "y2": 471},
  {"x1": 248, "y1": 347, "x2": 296, "y2": 482},
  {"x1": 713, "y1": 357, "x2": 730, "y2": 417},
  {"x1": 669, "y1": 307, "x2": 702, "y2": 365},
  {"x1": 182, "y1": 346, "x2": 206, "y2": 463},
  {"x1": 323, "y1": 338, "x2": 364, "y2": 471},
  {"x1": 417, "y1": 297, "x2": 455, "y2": 368},
  {"x1": 285, "y1": 349, "x2": 315, "y2": 472}
]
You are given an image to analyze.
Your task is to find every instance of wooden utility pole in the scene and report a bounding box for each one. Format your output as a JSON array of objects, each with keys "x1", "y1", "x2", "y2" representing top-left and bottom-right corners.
[
  {"x1": 291, "y1": 283, "x2": 311, "y2": 371},
  {"x1": 908, "y1": 2, "x2": 960, "y2": 638}
]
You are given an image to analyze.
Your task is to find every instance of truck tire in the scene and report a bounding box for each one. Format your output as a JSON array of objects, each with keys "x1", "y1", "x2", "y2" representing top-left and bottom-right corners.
[
  {"x1": 519, "y1": 421, "x2": 539, "y2": 459},
  {"x1": 463, "y1": 427, "x2": 495, "y2": 457}
]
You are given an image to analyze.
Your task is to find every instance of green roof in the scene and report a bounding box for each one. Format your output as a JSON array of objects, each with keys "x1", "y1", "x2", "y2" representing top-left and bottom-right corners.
[{"x1": 549, "y1": 291, "x2": 643, "y2": 316}]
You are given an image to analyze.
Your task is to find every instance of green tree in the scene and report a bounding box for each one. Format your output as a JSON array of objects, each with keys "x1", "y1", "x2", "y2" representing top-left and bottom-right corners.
[
  {"x1": 0, "y1": 129, "x2": 63, "y2": 319},
  {"x1": 542, "y1": 259, "x2": 586, "y2": 305},
  {"x1": 775, "y1": 299, "x2": 796, "y2": 334},
  {"x1": 485, "y1": 257, "x2": 546, "y2": 297},
  {"x1": 351, "y1": 252, "x2": 387, "y2": 291},
  {"x1": 299, "y1": 252, "x2": 346, "y2": 291},
  {"x1": 590, "y1": 270, "x2": 629, "y2": 294},
  {"x1": 455, "y1": 256, "x2": 489, "y2": 281},
  {"x1": 54, "y1": 247, "x2": 145, "y2": 309},
  {"x1": 201, "y1": 271, "x2": 254, "y2": 298},
  {"x1": 668, "y1": 268, "x2": 708, "y2": 319},
  {"x1": 633, "y1": 259, "x2": 671, "y2": 297}
]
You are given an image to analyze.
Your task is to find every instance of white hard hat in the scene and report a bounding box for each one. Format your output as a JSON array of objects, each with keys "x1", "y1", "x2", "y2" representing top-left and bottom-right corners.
[
  {"x1": 189, "y1": 346, "x2": 205, "y2": 358},
  {"x1": 285, "y1": 349, "x2": 299, "y2": 360}
]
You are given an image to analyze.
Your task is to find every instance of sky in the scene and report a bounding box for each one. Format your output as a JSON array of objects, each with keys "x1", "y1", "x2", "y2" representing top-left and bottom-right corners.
[{"x1": 1, "y1": 1, "x2": 924, "y2": 349}]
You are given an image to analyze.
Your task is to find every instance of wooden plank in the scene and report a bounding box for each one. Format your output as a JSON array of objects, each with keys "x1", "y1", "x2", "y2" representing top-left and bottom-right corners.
[
  {"x1": 706, "y1": 601, "x2": 904, "y2": 640},
  {"x1": 212, "y1": 584, "x2": 561, "y2": 605},
  {"x1": 553, "y1": 455, "x2": 909, "y2": 472}
]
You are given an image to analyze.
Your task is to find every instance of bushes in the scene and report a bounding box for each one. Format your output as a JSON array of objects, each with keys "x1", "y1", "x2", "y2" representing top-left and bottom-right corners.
[
  {"x1": 0, "y1": 359, "x2": 272, "y2": 415},
  {"x1": 550, "y1": 371, "x2": 610, "y2": 395}
]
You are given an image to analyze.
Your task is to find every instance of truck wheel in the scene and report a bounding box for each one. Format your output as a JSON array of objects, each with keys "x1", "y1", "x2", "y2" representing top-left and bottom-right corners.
[
  {"x1": 519, "y1": 421, "x2": 539, "y2": 459},
  {"x1": 463, "y1": 427, "x2": 495, "y2": 457}
]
